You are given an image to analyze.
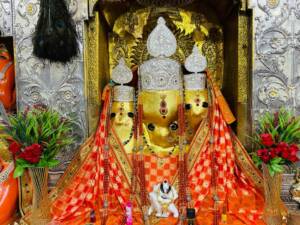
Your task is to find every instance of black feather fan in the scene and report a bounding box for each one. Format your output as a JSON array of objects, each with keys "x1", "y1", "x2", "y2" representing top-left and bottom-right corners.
[{"x1": 33, "y1": 0, "x2": 79, "y2": 63}]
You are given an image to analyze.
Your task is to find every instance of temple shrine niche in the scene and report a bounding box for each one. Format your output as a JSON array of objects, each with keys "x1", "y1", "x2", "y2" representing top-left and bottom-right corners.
[
  {"x1": 49, "y1": 13, "x2": 266, "y2": 224},
  {"x1": 0, "y1": 0, "x2": 300, "y2": 224},
  {"x1": 86, "y1": 0, "x2": 250, "y2": 143}
]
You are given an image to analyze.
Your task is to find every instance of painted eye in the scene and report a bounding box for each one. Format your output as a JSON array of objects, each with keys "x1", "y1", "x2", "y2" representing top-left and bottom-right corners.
[
  {"x1": 110, "y1": 113, "x2": 116, "y2": 118},
  {"x1": 202, "y1": 102, "x2": 209, "y2": 108},
  {"x1": 147, "y1": 123, "x2": 155, "y2": 131},
  {"x1": 128, "y1": 112, "x2": 134, "y2": 118},
  {"x1": 169, "y1": 122, "x2": 178, "y2": 131},
  {"x1": 185, "y1": 104, "x2": 191, "y2": 110}
]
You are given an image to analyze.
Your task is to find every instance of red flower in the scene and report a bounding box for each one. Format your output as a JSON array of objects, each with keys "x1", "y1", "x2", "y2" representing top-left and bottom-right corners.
[
  {"x1": 288, "y1": 144, "x2": 299, "y2": 162},
  {"x1": 278, "y1": 142, "x2": 288, "y2": 155},
  {"x1": 260, "y1": 133, "x2": 274, "y2": 147},
  {"x1": 18, "y1": 144, "x2": 43, "y2": 164},
  {"x1": 261, "y1": 155, "x2": 270, "y2": 163},
  {"x1": 257, "y1": 149, "x2": 270, "y2": 163},
  {"x1": 281, "y1": 150, "x2": 289, "y2": 160},
  {"x1": 270, "y1": 148, "x2": 278, "y2": 159},
  {"x1": 257, "y1": 149, "x2": 268, "y2": 157},
  {"x1": 278, "y1": 142, "x2": 289, "y2": 149},
  {"x1": 9, "y1": 141, "x2": 21, "y2": 155},
  {"x1": 289, "y1": 144, "x2": 299, "y2": 154},
  {"x1": 289, "y1": 155, "x2": 298, "y2": 162}
]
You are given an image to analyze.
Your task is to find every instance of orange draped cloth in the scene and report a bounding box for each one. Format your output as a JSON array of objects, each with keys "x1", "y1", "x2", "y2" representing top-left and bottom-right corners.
[
  {"x1": 0, "y1": 160, "x2": 18, "y2": 225},
  {"x1": 0, "y1": 46, "x2": 16, "y2": 111},
  {"x1": 50, "y1": 83, "x2": 265, "y2": 225}
]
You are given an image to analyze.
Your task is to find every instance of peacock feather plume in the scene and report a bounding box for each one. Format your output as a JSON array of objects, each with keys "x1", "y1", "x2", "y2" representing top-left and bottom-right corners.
[{"x1": 33, "y1": 0, "x2": 79, "y2": 63}]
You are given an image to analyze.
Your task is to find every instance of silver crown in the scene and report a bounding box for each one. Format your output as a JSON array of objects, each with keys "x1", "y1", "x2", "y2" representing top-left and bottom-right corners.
[
  {"x1": 112, "y1": 58, "x2": 134, "y2": 102},
  {"x1": 113, "y1": 85, "x2": 134, "y2": 102},
  {"x1": 184, "y1": 45, "x2": 207, "y2": 90},
  {"x1": 139, "y1": 17, "x2": 182, "y2": 91},
  {"x1": 184, "y1": 73, "x2": 206, "y2": 90},
  {"x1": 184, "y1": 45, "x2": 207, "y2": 73}
]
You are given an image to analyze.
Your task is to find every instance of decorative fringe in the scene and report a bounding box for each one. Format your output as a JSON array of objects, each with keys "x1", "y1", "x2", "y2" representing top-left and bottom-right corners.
[{"x1": 32, "y1": 0, "x2": 78, "y2": 63}]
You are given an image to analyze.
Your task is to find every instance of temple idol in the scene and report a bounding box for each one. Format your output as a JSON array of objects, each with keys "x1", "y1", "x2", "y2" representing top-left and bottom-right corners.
[
  {"x1": 49, "y1": 17, "x2": 265, "y2": 225},
  {"x1": 0, "y1": 0, "x2": 300, "y2": 225}
]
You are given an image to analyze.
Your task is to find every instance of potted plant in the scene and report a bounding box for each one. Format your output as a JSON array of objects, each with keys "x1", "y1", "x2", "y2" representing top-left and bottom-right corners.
[
  {"x1": 251, "y1": 109, "x2": 300, "y2": 225},
  {"x1": 0, "y1": 106, "x2": 74, "y2": 224}
]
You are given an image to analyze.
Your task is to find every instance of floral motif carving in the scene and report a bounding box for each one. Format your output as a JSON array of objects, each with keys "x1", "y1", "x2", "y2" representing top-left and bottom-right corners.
[
  {"x1": 252, "y1": 0, "x2": 300, "y2": 209},
  {"x1": 0, "y1": 0, "x2": 13, "y2": 36},
  {"x1": 253, "y1": 0, "x2": 300, "y2": 122}
]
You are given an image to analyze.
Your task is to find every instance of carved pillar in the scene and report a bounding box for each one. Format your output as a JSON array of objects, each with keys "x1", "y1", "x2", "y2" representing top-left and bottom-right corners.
[
  {"x1": 250, "y1": 0, "x2": 300, "y2": 210},
  {"x1": 237, "y1": 11, "x2": 252, "y2": 147},
  {"x1": 0, "y1": 0, "x2": 13, "y2": 36},
  {"x1": 251, "y1": 0, "x2": 299, "y2": 121},
  {"x1": 12, "y1": 0, "x2": 88, "y2": 186}
]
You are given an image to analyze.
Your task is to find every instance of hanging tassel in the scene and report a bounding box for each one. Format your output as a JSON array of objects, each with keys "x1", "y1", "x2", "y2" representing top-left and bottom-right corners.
[
  {"x1": 33, "y1": 0, "x2": 79, "y2": 63},
  {"x1": 186, "y1": 208, "x2": 196, "y2": 225}
]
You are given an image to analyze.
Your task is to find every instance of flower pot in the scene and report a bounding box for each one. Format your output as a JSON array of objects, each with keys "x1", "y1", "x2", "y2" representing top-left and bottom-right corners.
[
  {"x1": 262, "y1": 163, "x2": 287, "y2": 225},
  {"x1": 281, "y1": 173, "x2": 298, "y2": 210},
  {"x1": 28, "y1": 167, "x2": 51, "y2": 225},
  {"x1": 287, "y1": 210, "x2": 300, "y2": 225}
]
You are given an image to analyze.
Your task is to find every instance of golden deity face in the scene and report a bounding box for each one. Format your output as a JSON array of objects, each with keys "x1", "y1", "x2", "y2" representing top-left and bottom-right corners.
[
  {"x1": 140, "y1": 90, "x2": 180, "y2": 150},
  {"x1": 110, "y1": 101, "x2": 134, "y2": 153},
  {"x1": 111, "y1": 101, "x2": 134, "y2": 127},
  {"x1": 184, "y1": 89, "x2": 209, "y2": 142}
]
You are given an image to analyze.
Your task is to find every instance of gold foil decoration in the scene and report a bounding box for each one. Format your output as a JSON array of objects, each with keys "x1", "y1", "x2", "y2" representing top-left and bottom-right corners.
[
  {"x1": 237, "y1": 14, "x2": 251, "y2": 145},
  {"x1": 267, "y1": 0, "x2": 280, "y2": 9},
  {"x1": 184, "y1": 90, "x2": 208, "y2": 143},
  {"x1": 111, "y1": 101, "x2": 134, "y2": 153},
  {"x1": 109, "y1": 7, "x2": 224, "y2": 87},
  {"x1": 85, "y1": 12, "x2": 110, "y2": 134},
  {"x1": 0, "y1": 141, "x2": 12, "y2": 162},
  {"x1": 140, "y1": 90, "x2": 180, "y2": 156}
]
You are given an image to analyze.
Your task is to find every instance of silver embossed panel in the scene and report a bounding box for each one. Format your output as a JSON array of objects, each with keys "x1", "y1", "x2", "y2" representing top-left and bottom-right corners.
[
  {"x1": 0, "y1": 0, "x2": 13, "y2": 36},
  {"x1": 251, "y1": 0, "x2": 300, "y2": 121},
  {"x1": 13, "y1": 0, "x2": 87, "y2": 186}
]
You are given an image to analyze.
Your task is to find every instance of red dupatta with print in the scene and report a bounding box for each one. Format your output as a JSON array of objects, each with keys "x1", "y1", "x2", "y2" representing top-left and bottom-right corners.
[
  {"x1": 51, "y1": 86, "x2": 132, "y2": 225},
  {"x1": 188, "y1": 73, "x2": 265, "y2": 225},
  {"x1": 50, "y1": 74, "x2": 265, "y2": 225}
]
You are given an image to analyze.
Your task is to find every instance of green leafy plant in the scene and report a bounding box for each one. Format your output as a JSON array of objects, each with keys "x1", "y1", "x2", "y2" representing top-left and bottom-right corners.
[
  {"x1": 0, "y1": 107, "x2": 75, "y2": 177},
  {"x1": 251, "y1": 108, "x2": 300, "y2": 176}
]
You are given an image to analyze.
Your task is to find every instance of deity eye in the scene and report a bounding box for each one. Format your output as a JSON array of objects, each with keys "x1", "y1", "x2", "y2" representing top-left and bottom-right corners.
[
  {"x1": 169, "y1": 122, "x2": 178, "y2": 131},
  {"x1": 202, "y1": 102, "x2": 209, "y2": 108},
  {"x1": 147, "y1": 123, "x2": 155, "y2": 131},
  {"x1": 110, "y1": 113, "x2": 116, "y2": 118},
  {"x1": 185, "y1": 104, "x2": 191, "y2": 110},
  {"x1": 128, "y1": 112, "x2": 134, "y2": 118}
]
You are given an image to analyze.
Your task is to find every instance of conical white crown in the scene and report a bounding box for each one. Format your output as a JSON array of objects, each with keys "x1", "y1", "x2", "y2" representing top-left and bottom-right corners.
[
  {"x1": 184, "y1": 45, "x2": 207, "y2": 73},
  {"x1": 184, "y1": 45, "x2": 207, "y2": 90},
  {"x1": 139, "y1": 17, "x2": 182, "y2": 91},
  {"x1": 112, "y1": 58, "x2": 134, "y2": 102},
  {"x1": 147, "y1": 17, "x2": 177, "y2": 57}
]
